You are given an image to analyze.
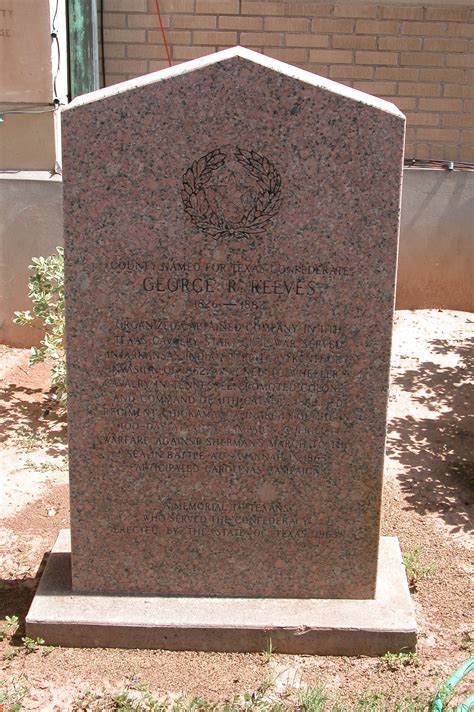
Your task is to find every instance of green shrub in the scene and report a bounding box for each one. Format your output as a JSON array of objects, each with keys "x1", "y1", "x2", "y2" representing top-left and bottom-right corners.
[{"x1": 13, "y1": 247, "x2": 66, "y2": 407}]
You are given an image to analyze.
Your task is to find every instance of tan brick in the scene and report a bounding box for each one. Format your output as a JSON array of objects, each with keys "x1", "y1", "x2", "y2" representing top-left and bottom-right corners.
[
  {"x1": 404, "y1": 112, "x2": 440, "y2": 126},
  {"x1": 462, "y1": 98, "x2": 474, "y2": 112},
  {"x1": 378, "y1": 37, "x2": 422, "y2": 51},
  {"x1": 106, "y1": 0, "x2": 147, "y2": 10},
  {"x1": 355, "y1": 20, "x2": 400, "y2": 34},
  {"x1": 356, "y1": 51, "x2": 398, "y2": 66},
  {"x1": 310, "y1": 49, "x2": 353, "y2": 64},
  {"x1": 172, "y1": 14, "x2": 216, "y2": 29},
  {"x1": 236, "y1": 45, "x2": 265, "y2": 52},
  {"x1": 286, "y1": 33, "x2": 329, "y2": 48},
  {"x1": 424, "y1": 38, "x2": 467, "y2": 52},
  {"x1": 103, "y1": 13, "x2": 127, "y2": 29},
  {"x1": 447, "y1": 22, "x2": 474, "y2": 38},
  {"x1": 263, "y1": 47, "x2": 307, "y2": 62},
  {"x1": 444, "y1": 84, "x2": 474, "y2": 98},
  {"x1": 193, "y1": 30, "x2": 237, "y2": 44},
  {"x1": 173, "y1": 45, "x2": 214, "y2": 59},
  {"x1": 460, "y1": 145, "x2": 474, "y2": 161},
  {"x1": 241, "y1": 1, "x2": 282, "y2": 16},
  {"x1": 147, "y1": 29, "x2": 190, "y2": 44},
  {"x1": 104, "y1": 74, "x2": 128, "y2": 86},
  {"x1": 353, "y1": 81, "x2": 397, "y2": 95},
  {"x1": 430, "y1": 143, "x2": 456, "y2": 160},
  {"x1": 333, "y1": 5, "x2": 378, "y2": 18},
  {"x1": 148, "y1": 60, "x2": 170, "y2": 72},
  {"x1": 410, "y1": 143, "x2": 431, "y2": 158},
  {"x1": 426, "y1": 6, "x2": 470, "y2": 22},
  {"x1": 376, "y1": 67, "x2": 418, "y2": 81},
  {"x1": 265, "y1": 16, "x2": 310, "y2": 31},
  {"x1": 219, "y1": 16, "x2": 263, "y2": 30},
  {"x1": 302, "y1": 63, "x2": 331, "y2": 77},
  {"x1": 160, "y1": 0, "x2": 195, "y2": 11},
  {"x1": 381, "y1": 7, "x2": 423, "y2": 21},
  {"x1": 400, "y1": 52, "x2": 444, "y2": 67},
  {"x1": 240, "y1": 31, "x2": 282, "y2": 45},
  {"x1": 126, "y1": 44, "x2": 168, "y2": 59},
  {"x1": 104, "y1": 28, "x2": 145, "y2": 43},
  {"x1": 127, "y1": 43, "x2": 166, "y2": 59},
  {"x1": 416, "y1": 127, "x2": 460, "y2": 141},
  {"x1": 332, "y1": 34, "x2": 376, "y2": 50},
  {"x1": 405, "y1": 127, "x2": 416, "y2": 142},
  {"x1": 446, "y1": 53, "x2": 474, "y2": 67},
  {"x1": 442, "y1": 114, "x2": 474, "y2": 128},
  {"x1": 196, "y1": 0, "x2": 239, "y2": 13},
  {"x1": 287, "y1": 2, "x2": 332, "y2": 17},
  {"x1": 107, "y1": 58, "x2": 148, "y2": 73},
  {"x1": 311, "y1": 19, "x2": 354, "y2": 33},
  {"x1": 104, "y1": 44, "x2": 126, "y2": 58},
  {"x1": 420, "y1": 68, "x2": 466, "y2": 82},
  {"x1": 419, "y1": 98, "x2": 462, "y2": 112},
  {"x1": 399, "y1": 82, "x2": 441, "y2": 97},
  {"x1": 402, "y1": 22, "x2": 447, "y2": 36},
  {"x1": 330, "y1": 65, "x2": 372, "y2": 79},
  {"x1": 127, "y1": 14, "x2": 170, "y2": 29},
  {"x1": 393, "y1": 97, "x2": 417, "y2": 111},
  {"x1": 463, "y1": 130, "x2": 474, "y2": 143}
]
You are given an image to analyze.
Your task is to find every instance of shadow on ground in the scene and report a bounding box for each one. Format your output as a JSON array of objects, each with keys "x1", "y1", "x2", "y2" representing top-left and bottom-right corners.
[
  {"x1": 0, "y1": 554, "x2": 49, "y2": 635},
  {"x1": 0, "y1": 383, "x2": 67, "y2": 457},
  {"x1": 387, "y1": 337, "x2": 474, "y2": 535}
]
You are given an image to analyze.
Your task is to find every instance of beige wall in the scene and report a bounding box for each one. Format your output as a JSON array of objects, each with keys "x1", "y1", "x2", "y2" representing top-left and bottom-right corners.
[
  {"x1": 0, "y1": 0, "x2": 67, "y2": 171},
  {"x1": 0, "y1": 173, "x2": 63, "y2": 347},
  {"x1": 0, "y1": 0, "x2": 53, "y2": 104},
  {"x1": 98, "y1": 0, "x2": 474, "y2": 163},
  {"x1": 396, "y1": 168, "x2": 473, "y2": 310},
  {"x1": 0, "y1": 113, "x2": 57, "y2": 171},
  {"x1": 2, "y1": 168, "x2": 472, "y2": 348}
]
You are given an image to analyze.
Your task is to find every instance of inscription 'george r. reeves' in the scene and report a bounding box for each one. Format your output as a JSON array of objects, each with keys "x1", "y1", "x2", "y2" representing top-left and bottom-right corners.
[{"x1": 142, "y1": 276, "x2": 331, "y2": 295}]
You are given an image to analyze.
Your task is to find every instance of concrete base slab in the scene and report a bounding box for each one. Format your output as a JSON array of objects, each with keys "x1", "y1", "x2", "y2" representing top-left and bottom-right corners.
[{"x1": 26, "y1": 530, "x2": 416, "y2": 655}]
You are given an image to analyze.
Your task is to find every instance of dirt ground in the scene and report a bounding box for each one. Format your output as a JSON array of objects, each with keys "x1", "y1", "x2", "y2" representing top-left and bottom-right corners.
[{"x1": 0, "y1": 309, "x2": 472, "y2": 711}]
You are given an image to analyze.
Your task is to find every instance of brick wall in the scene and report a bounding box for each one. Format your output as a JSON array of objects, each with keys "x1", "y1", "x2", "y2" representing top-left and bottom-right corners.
[{"x1": 99, "y1": 0, "x2": 474, "y2": 162}]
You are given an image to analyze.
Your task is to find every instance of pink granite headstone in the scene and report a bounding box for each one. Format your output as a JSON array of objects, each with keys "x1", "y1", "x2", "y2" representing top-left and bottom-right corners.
[{"x1": 63, "y1": 47, "x2": 405, "y2": 598}]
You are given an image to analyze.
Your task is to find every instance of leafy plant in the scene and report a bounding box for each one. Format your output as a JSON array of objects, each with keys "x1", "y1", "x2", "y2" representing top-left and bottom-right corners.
[
  {"x1": 262, "y1": 637, "x2": 274, "y2": 663},
  {"x1": 20, "y1": 636, "x2": 45, "y2": 654},
  {"x1": 0, "y1": 675, "x2": 29, "y2": 711},
  {"x1": 381, "y1": 650, "x2": 418, "y2": 671},
  {"x1": 24, "y1": 457, "x2": 67, "y2": 472},
  {"x1": 0, "y1": 615, "x2": 19, "y2": 641},
  {"x1": 298, "y1": 684, "x2": 329, "y2": 711},
  {"x1": 403, "y1": 545, "x2": 434, "y2": 590},
  {"x1": 13, "y1": 247, "x2": 66, "y2": 407}
]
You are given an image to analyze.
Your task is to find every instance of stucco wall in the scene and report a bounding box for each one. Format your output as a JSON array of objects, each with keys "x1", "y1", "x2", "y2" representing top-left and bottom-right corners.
[
  {"x1": 1, "y1": 168, "x2": 472, "y2": 348},
  {"x1": 0, "y1": 0, "x2": 67, "y2": 171},
  {"x1": 0, "y1": 172, "x2": 63, "y2": 347},
  {"x1": 396, "y1": 168, "x2": 473, "y2": 310}
]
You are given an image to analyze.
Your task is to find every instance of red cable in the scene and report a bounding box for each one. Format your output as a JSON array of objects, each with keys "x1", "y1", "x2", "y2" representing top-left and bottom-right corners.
[{"x1": 155, "y1": 0, "x2": 172, "y2": 67}]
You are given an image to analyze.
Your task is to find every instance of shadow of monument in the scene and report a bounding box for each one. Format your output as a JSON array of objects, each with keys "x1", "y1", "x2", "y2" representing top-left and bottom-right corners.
[
  {"x1": 0, "y1": 554, "x2": 49, "y2": 638},
  {"x1": 0, "y1": 383, "x2": 67, "y2": 456},
  {"x1": 387, "y1": 337, "x2": 474, "y2": 535}
]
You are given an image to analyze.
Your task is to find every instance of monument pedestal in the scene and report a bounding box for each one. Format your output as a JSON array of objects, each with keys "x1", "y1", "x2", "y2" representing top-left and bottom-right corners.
[{"x1": 26, "y1": 530, "x2": 416, "y2": 655}]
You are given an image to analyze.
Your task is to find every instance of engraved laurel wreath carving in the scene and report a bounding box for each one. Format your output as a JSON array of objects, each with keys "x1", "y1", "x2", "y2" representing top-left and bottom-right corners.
[{"x1": 181, "y1": 146, "x2": 282, "y2": 243}]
